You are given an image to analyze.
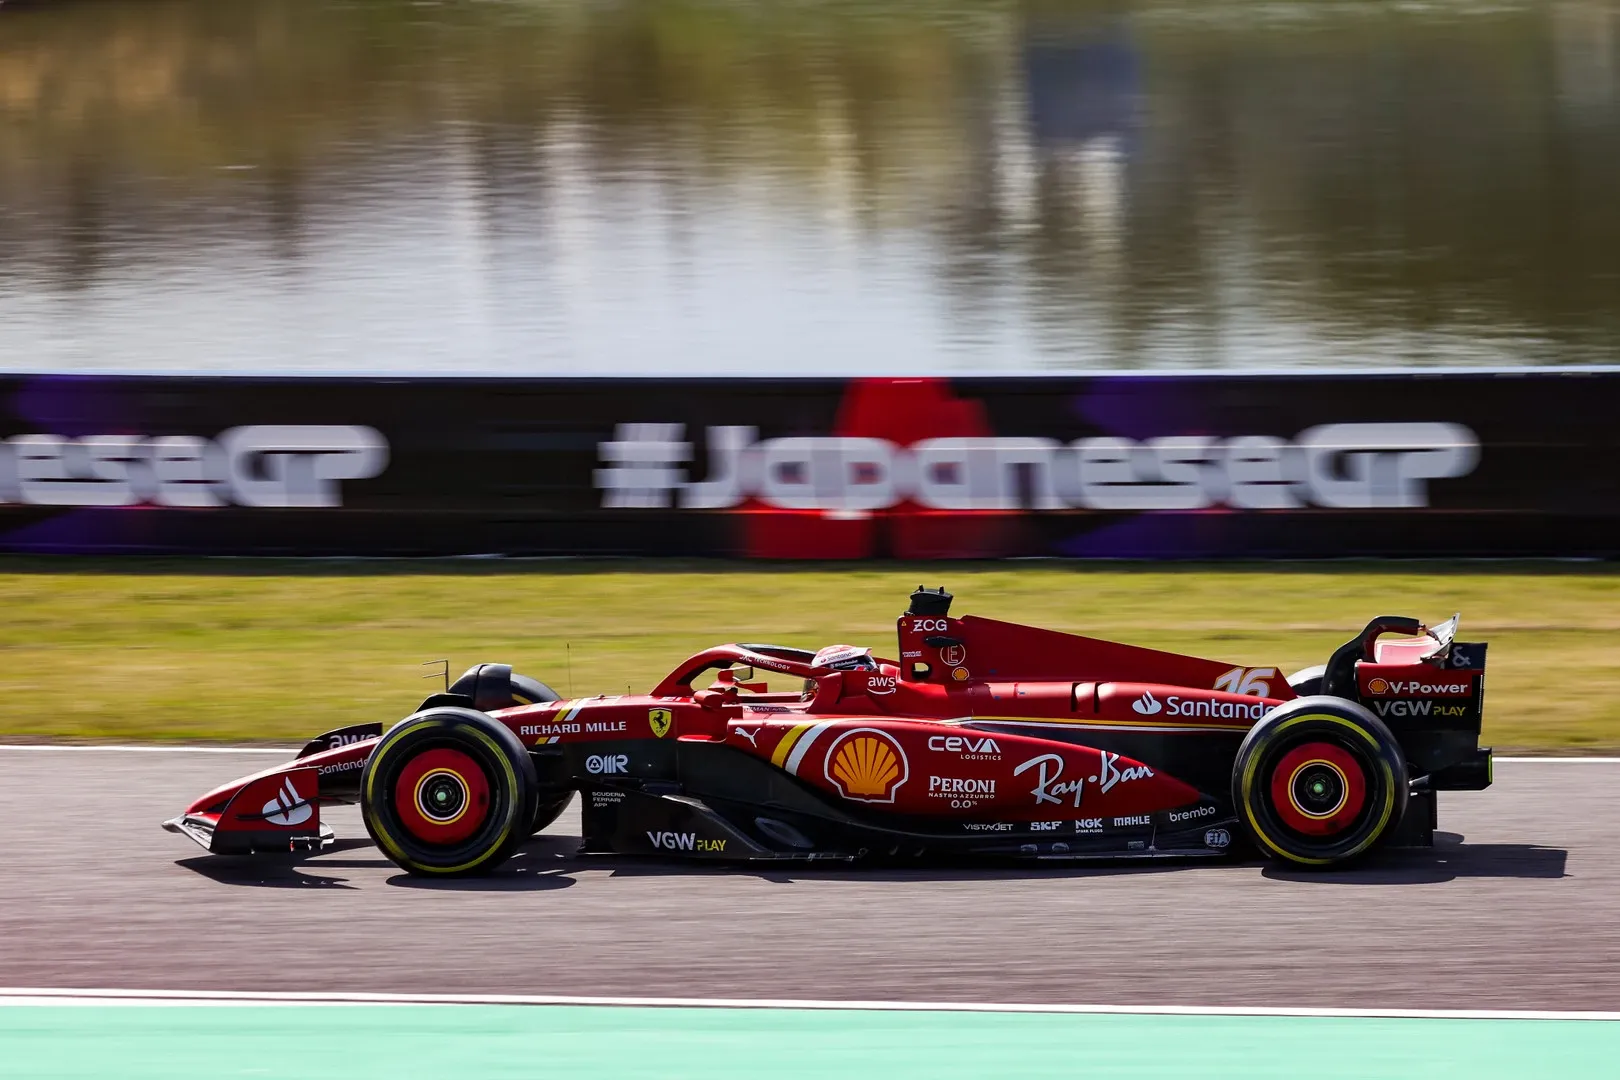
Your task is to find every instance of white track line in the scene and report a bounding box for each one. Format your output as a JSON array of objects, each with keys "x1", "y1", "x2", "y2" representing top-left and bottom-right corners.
[
  {"x1": 0, "y1": 745, "x2": 293, "y2": 754},
  {"x1": 1, "y1": 988, "x2": 1617, "y2": 1021}
]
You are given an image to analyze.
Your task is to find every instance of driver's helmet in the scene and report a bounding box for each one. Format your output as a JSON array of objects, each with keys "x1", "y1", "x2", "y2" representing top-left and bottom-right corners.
[{"x1": 812, "y1": 644, "x2": 877, "y2": 671}]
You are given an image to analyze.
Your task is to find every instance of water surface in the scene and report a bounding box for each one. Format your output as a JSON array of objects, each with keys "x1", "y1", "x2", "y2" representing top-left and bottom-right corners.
[{"x1": 2, "y1": 0, "x2": 1617, "y2": 375}]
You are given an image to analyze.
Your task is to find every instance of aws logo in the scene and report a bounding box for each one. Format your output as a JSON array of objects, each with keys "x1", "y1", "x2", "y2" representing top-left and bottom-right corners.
[
  {"x1": 866, "y1": 675, "x2": 897, "y2": 695},
  {"x1": 825, "y1": 729, "x2": 909, "y2": 803}
]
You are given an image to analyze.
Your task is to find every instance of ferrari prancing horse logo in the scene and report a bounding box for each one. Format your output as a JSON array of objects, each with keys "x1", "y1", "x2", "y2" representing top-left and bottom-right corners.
[{"x1": 649, "y1": 708, "x2": 673, "y2": 739}]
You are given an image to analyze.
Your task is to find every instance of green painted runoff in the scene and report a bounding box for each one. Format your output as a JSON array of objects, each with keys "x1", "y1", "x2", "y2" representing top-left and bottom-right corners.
[{"x1": 1, "y1": 1005, "x2": 1616, "y2": 1079}]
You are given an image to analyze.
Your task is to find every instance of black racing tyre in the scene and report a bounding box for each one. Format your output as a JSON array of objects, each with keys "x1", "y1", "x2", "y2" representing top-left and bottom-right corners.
[
  {"x1": 510, "y1": 672, "x2": 561, "y2": 706},
  {"x1": 530, "y1": 791, "x2": 573, "y2": 835},
  {"x1": 1286, "y1": 664, "x2": 1327, "y2": 697},
  {"x1": 1232, "y1": 696, "x2": 1407, "y2": 869},
  {"x1": 361, "y1": 707, "x2": 538, "y2": 877}
]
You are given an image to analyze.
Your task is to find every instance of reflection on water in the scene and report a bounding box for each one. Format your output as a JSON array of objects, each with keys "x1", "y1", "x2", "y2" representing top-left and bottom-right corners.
[{"x1": 1, "y1": 0, "x2": 1617, "y2": 375}]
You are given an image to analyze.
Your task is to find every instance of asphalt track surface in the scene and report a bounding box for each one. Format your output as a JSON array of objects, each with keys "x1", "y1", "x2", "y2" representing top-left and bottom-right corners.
[{"x1": 0, "y1": 751, "x2": 1607, "y2": 1011}]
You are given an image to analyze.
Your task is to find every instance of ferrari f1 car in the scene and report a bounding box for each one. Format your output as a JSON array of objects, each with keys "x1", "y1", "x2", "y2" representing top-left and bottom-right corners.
[{"x1": 164, "y1": 587, "x2": 1492, "y2": 874}]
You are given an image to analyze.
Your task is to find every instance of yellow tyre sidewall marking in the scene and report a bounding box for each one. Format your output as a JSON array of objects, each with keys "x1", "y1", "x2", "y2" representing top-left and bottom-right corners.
[
  {"x1": 1241, "y1": 713, "x2": 1396, "y2": 866},
  {"x1": 366, "y1": 718, "x2": 521, "y2": 875}
]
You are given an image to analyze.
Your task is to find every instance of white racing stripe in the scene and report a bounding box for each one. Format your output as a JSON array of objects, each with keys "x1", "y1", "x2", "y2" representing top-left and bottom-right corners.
[
  {"x1": 1, "y1": 745, "x2": 1617, "y2": 763},
  {"x1": 0, "y1": 987, "x2": 1617, "y2": 1021},
  {"x1": 782, "y1": 721, "x2": 838, "y2": 776}
]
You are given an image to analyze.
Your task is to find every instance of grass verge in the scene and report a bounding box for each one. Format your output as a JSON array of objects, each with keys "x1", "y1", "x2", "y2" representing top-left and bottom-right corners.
[{"x1": 1, "y1": 559, "x2": 1616, "y2": 751}]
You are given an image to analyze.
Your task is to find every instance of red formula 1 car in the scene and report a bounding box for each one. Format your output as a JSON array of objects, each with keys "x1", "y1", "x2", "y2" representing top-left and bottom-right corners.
[{"x1": 165, "y1": 587, "x2": 1493, "y2": 874}]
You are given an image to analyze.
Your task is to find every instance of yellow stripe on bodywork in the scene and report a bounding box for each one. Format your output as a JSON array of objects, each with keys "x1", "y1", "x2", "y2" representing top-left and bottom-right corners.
[
  {"x1": 771, "y1": 723, "x2": 815, "y2": 768},
  {"x1": 963, "y1": 714, "x2": 1254, "y2": 733}
]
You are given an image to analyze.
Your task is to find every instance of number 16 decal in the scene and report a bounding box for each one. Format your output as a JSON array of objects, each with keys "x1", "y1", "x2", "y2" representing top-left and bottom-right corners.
[{"x1": 1213, "y1": 666, "x2": 1275, "y2": 697}]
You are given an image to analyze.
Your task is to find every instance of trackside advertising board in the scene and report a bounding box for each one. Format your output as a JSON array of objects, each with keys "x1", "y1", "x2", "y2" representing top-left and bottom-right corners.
[{"x1": 0, "y1": 372, "x2": 1614, "y2": 558}]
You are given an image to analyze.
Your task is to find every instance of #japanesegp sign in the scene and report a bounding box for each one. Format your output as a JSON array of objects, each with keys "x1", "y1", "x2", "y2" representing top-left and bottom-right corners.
[
  {"x1": 589, "y1": 377, "x2": 1514, "y2": 559},
  {"x1": 0, "y1": 372, "x2": 1612, "y2": 558},
  {"x1": 595, "y1": 421, "x2": 1478, "y2": 511},
  {"x1": 0, "y1": 426, "x2": 388, "y2": 509}
]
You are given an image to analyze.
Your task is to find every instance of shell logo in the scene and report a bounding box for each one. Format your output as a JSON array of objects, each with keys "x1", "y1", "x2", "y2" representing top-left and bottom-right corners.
[
  {"x1": 1367, "y1": 678, "x2": 1390, "y2": 695},
  {"x1": 825, "y1": 728, "x2": 909, "y2": 803}
]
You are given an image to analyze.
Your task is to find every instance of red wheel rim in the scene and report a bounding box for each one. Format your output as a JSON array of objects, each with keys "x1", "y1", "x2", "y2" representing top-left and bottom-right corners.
[
  {"x1": 394, "y1": 748, "x2": 491, "y2": 845},
  {"x1": 1270, "y1": 741, "x2": 1367, "y2": 836}
]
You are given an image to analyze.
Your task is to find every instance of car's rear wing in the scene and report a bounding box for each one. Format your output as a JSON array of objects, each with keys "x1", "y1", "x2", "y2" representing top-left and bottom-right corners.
[{"x1": 1324, "y1": 615, "x2": 1491, "y2": 792}]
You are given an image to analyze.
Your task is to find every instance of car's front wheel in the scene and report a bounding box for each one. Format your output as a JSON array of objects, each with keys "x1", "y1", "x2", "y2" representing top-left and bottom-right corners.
[
  {"x1": 361, "y1": 707, "x2": 538, "y2": 876},
  {"x1": 1232, "y1": 697, "x2": 1407, "y2": 869}
]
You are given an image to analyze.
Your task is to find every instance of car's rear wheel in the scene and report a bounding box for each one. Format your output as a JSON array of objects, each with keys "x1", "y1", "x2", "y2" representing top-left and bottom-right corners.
[
  {"x1": 361, "y1": 707, "x2": 538, "y2": 876},
  {"x1": 1285, "y1": 664, "x2": 1326, "y2": 697},
  {"x1": 1232, "y1": 697, "x2": 1407, "y2": 869}
]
